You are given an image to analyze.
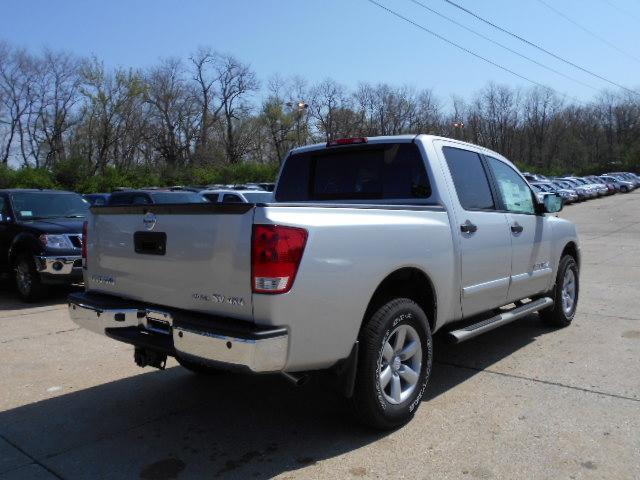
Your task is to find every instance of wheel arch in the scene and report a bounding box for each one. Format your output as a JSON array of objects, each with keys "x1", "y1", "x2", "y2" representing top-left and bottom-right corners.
[
  {"x1": 561, "y1": 241, "x2": 580, "y2": 269},
  {"x1": 362, "y1": 267, "x2": 437, "y2": 333},
  {"x1": 8, "y1": 233, "x2": 40, "y2": 266}
]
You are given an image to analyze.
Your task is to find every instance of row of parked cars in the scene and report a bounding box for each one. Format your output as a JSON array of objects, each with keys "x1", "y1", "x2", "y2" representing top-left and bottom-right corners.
[
  {"x1": 83, "y1": 183, "x2": 275, "y2": 207},
  {"x1": 523, "y1": 171, "x2": 640, "y2": 204}
]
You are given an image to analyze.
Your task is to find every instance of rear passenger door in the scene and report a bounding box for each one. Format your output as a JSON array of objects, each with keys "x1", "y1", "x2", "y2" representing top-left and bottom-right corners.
[
  {"x1": 439, "y1": 144, "x2": 512, "y2": 317},
  {"x1": 484, "y1": 156, "x2": 553, "y2": 301}
]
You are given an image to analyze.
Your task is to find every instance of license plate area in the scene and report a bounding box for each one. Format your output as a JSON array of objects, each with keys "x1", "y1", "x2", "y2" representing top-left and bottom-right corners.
[{"x1": 134, "y1": 232, "x2": 166, "y2": 256}]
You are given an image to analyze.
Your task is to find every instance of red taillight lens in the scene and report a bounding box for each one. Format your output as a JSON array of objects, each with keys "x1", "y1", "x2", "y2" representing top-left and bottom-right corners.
[
  {"x1": 252, "y1": 225, "x2": 308, "y2": 294},
  {"x1": 82, "y1": 221, "x2": 88, "y2": 267},
  {"x1": 326, "y1": 137, "x2": 368, "y2": 147}
]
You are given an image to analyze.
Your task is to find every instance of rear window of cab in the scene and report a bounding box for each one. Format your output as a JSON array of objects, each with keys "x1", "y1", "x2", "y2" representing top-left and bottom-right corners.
[{"x1": 275, "y1": 143, "x2": 431, "y2": 202}]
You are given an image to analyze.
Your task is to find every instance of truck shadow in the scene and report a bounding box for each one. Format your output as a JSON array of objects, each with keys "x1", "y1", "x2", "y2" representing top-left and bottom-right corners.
[
  {"x1": 0, "y1": 284, "x2": 81, "y2": 311},
  {"x1": 0, "y1": 314, "x2": 552, "y2": 479}
]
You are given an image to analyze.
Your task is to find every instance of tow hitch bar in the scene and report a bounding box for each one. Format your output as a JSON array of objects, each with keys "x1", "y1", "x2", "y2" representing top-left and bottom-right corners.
[{"x1": 134, "y1": 347, "x2": 167, "y2": 370}]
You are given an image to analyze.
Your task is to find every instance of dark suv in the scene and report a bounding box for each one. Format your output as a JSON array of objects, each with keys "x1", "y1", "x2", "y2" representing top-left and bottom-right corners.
[{"x1": 0, "y1": 189, "x2": 89, "y2": 301}]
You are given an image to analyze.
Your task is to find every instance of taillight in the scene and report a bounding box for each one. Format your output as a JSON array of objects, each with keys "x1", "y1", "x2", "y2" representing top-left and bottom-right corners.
[
  {"x1": 82, "y1": 221, "x2": 88, "y2": 267},
  {"x1": 326, "y1": 137, "x2": 368, "y2": 147},
  {"x1": 252, "y1": 225, "x2": 308, "y2": 294}
]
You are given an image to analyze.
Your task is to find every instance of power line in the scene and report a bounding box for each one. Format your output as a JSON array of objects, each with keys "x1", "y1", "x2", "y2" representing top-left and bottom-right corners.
[
  {"x1": 407, "y1": 0, "x2": 599, "y2": 92},
  {"x1": 441, "y1": 0, "x2": 640, "y2": 96},
  {"x1": 535, "y1": 0, "x2": 640, "y2": 64},
  {"x1": 598, "y1": 0, "x2": 640, "y2": 23},
  {"x1": 364, "y1": 0, "x2": 586, "y2": 105}
]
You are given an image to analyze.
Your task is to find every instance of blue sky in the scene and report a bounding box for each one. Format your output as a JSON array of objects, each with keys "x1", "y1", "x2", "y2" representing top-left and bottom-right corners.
[{"x1": 4, "y1": 0, "x2": 640, "y2": 105}]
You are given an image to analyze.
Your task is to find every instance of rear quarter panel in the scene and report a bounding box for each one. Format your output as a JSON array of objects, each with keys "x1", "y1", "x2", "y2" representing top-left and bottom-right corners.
[{"x1": 253, "y1": 205, "x2": 456, "y2": 371}]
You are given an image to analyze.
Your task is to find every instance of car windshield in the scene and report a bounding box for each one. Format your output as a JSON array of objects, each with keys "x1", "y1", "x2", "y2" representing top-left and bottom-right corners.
[
  {"x1": 241, "y1": 192, "x2": 273, "y2": 203},
  {"x1": 149, "y1": 192, "x2": 207, "y2": 204},
  {"x1": 11, "y1": 192, "x2": 89, "y2": 221}
]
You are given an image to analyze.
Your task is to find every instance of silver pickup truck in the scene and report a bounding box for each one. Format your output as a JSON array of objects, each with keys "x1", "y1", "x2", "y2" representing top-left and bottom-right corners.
[{"x1": 69, "y1": 135, "x2": 580, "y2": 429}]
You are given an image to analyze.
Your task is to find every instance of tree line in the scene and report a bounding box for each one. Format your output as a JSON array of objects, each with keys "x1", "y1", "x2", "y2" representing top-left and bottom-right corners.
[{"x1": 0, "y1": 41, "x2": 638, "y2": 191}]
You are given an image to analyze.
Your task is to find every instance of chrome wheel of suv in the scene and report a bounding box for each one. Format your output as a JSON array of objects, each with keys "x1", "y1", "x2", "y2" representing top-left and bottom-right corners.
[
  {"x1": 16, "y1": 260, "x2": 32, "y2": 296},
  {"x1": 377, "y1": 324, "x2": 422, "y2": 405}
]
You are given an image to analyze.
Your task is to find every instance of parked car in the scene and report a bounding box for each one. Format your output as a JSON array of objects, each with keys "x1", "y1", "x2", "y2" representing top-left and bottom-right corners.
[
  {"x1": 70, "y1": 135, "x2": 580, "y2": 430},
  {"x1": 106, "y1": 190, "x2": 208, "y2": 206},
  {"x1": 572, "y1": 177, "x2": 608, "y2": 196},
  {"x1": 557, "y1": 178, "x2": 598, "y2": 199},
  {"x1": 83, "y1": 193, "x2": 111, "y2": 206},
  {"x1": 531, "y1": 182, "x2": 577, "y2": 204},
  {"x1": 0, "y1": 189, "x2": 89, "y2": 301},
  {"x1": 201, "y1": 189, "x2": 273, "y2": 204},
  {"x1": 600, "y1": 175, "x2": 634, "y2": 193},
  {"x1": 549, "y1": 180, "x2": 583, "y2": 201},
  {"x1": 585, "y1": 176, "x2": 616, "y2": 195},
  {"x1": 530, "y1": 183, "x2": 555, "y2": 203},
  {"x1": 605, "y1": 172, "x2": 640, "y2": 188}
]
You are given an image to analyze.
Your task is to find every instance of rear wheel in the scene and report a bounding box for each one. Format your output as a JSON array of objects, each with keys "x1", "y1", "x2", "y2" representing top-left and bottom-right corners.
[
  {"x1": 351, "y1": 298, "x2": 432, "y2": 430},
  {"x1": 14, "y1": 254, "x2": 45, "y2": 302},
  {"x1": 540, "y1": 255, "x2": 579, "y2": 328}
]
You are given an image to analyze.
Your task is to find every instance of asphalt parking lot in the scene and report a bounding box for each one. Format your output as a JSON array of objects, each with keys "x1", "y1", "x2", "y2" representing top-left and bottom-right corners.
[{"x1": 1, "y1": 193, "x2": 639, "y2": 480}]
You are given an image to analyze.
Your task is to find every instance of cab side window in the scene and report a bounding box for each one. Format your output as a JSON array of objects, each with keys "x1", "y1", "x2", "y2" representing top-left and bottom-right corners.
[
  {"x1": 222, "y1": 194, "x2": 242, "y2": 203},
  {"x1": 486, "y1": 157, "x2": 535, "y2": 214},
  {"x1": 443, "y1": 147, "x2": 495, "y2": 210}
]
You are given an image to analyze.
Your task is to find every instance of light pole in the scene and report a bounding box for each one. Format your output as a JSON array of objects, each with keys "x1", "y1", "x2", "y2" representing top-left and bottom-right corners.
[
  {"x1": 452, "y1": 121, "x2": 464, "y2": 139},
  {"x1": 286, "y1": 101, "x2": 309, "y2": 146}
]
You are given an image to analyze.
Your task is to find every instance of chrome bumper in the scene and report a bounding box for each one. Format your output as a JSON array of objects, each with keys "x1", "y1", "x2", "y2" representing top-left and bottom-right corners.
[
  {"x1": 68, "y1": 295, "x2": 288, "y2": 373},
  {"x1": 35, "y1": 255, "x2": 82, "y2": 275}
]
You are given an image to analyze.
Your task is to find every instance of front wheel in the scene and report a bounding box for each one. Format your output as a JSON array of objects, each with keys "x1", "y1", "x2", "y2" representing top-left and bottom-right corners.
[
  {"x1": 540, "y1": 255, "x2": 579, "y2": 328},
  {"x1": 351, "y1": 298, "x2": 433, "y2": 430},
  {"x1": 14, "y1": 255, "x2": 45, "y2": 302}
]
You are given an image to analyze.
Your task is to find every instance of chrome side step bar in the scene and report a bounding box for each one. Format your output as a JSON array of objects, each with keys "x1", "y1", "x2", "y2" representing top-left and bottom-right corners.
[{"x1": 448, "y1": 297, "x2": 554, "y2": 344}]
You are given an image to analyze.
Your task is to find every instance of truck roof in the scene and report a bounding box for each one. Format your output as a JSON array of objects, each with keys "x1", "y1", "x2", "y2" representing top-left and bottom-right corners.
[{"x1": 287, "y1": 134, "x2": 518, "y2": 170}]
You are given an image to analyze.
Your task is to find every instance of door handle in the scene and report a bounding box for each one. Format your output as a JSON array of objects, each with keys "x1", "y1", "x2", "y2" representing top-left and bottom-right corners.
[
  {"x1": 460, "y1": 220, "x2": 478, "y2": 234},
  {"x1": 511, "y1": 223, "x2": 524, "y2": 234}
]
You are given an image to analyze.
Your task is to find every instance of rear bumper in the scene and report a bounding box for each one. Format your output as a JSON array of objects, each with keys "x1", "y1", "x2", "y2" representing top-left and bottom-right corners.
[{"x1": 68, "y1": 292, "x2": 288, "y2": 373}]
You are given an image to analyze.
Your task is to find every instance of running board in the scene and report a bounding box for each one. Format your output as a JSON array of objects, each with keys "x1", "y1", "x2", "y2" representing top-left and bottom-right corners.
[{"x1": 448, "y1": 297, "x2": 554, "y2": 344}]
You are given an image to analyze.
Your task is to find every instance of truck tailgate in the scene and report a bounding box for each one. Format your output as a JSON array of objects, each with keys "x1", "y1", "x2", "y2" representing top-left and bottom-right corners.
[{"x1": 86, "y1": 203, "x2": 255, "y2": 319}]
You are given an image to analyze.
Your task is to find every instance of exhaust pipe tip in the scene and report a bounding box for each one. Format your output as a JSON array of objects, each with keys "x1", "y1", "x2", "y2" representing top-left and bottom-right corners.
[{"x1": 281, "y1": 371, "x2": 309, "y2": 387}]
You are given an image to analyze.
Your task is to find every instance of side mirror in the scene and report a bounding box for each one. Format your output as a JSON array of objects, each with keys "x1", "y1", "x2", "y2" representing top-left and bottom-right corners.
[{"x1": 543, "y1": 193, "x2": 563, "y2": 214}]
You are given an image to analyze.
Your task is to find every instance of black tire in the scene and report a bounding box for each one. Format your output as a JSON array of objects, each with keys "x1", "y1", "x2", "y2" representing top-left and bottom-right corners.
[
  {"x1": 540, "y1": 255, "x2": 579, "y2": 328},
  {"x1": 351, "y1": 298, "x2": 433, "y2": 430},
  {"x1": 176, "y1": 356, "x2": 222, "y2": 375},
  {"x1": 14, "y1": 254, "x2": 45, "y2": 302}
]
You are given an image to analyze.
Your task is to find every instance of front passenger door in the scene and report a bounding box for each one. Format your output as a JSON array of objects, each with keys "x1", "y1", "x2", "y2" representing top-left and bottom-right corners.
[{"x1": 485, "y1": 156, "x2": 553, "y2": 301}]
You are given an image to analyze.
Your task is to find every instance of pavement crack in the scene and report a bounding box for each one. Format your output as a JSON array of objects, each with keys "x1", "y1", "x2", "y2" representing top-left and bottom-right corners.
[
  {"x1": 436, "y1": 360, "x2": 639, "y2": 403},
  {"x1": 1, "y1": 328, "x2": 81, "y2": 345},
  {"x1": 0, "y1": 307, "x2": 65, "y2": 319},
  {"x1": 0, "y1": 433, "x2": 64, "y2": 480}
]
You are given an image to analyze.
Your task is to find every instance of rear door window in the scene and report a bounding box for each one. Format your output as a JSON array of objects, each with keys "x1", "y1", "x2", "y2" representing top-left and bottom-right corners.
[
  {"x1": 276, "y1": 143, "x2": 431, "y2": 202},
  {"x1": 442, "y1": 147, "x2": 495, "y2": 210}
]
